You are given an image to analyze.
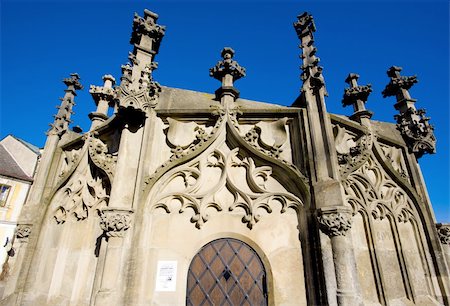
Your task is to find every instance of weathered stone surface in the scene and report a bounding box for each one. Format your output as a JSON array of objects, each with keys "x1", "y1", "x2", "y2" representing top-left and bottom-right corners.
[{"x1": 2, "y1": 9, "x2": 448, "y2": 306}]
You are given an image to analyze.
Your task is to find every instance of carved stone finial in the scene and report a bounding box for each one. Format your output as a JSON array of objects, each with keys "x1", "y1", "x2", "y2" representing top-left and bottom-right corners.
[
  {"x1": 382, "y1": 66, "x2": 436, "y2": 158},
  {"x1": 437, "y1": 223, "x2": 450, "y2": 245},
  {"x1": 342, "y1": 73, "x2": 373, "y2": 123},
  {"x1": 317, "y1": 207, "x2": 352, "y2": 237},
  {"x1": 63, "y1": 73, "x2": 83, "y2": 93},
  {"x1": 130, "y1": 9, "x2": 165, "y2": 55},
  {"x1": 99, "y1": 208, "x2": 133, "y2": 238},
  {"x1": 209, "y1": 47, "x2": 246, "y2": 101},
  {"x1": 293, "y1": 12, "x2": 327, "y2": 95},
  {"x1": 48, "y1": 73, "x2": 83, "y2": 137},
  {"x1": 210, "y1": 47, "x2": 246, "y2": 83}
]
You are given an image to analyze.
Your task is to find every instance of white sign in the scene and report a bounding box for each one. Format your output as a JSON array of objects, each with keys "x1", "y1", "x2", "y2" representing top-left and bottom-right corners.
[{"x1": 155, "y1": 261, "x2": 177, "y2": 292}]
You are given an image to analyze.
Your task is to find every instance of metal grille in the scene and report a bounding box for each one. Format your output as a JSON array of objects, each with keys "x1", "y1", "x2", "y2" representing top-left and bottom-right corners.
[{"x1": 186, "y1": 238, "x2": 267, "y2": 306}]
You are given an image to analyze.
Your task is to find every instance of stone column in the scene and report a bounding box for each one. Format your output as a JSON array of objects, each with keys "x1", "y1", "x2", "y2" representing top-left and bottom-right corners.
[
  {"x1": 293, "y1": 13, "x2": 362, "y2": 305},
  {"x1": 1, "y1": 224, "x2": 32, "y2": 298},
  {"x1": 89, "y1": 75, "x2": 116, "y2": 130},
  {"x1": 317, "y1": 207, "x2": 362, "y2": 306},
  {"x1": 93, "y1": 208, "x2": 133, "y2": 304}
]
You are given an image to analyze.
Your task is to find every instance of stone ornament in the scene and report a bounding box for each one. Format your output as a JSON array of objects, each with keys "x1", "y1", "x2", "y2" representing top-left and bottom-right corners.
[
  {"x1": 382, "y1": 66, "x2": 436, "y2": 158},
  {"x1": 130, "y1": 9, "x2": 165, "y2": 54},
  {"x1": 333, "y1": 125, "x2": 373, "y2": 178},
  {"x1": 16, "y1": 224, "x2": 32, "y2": 240},
  {"x1": 210, "y1": 48, "x2": 246, "y2": 83},
  {"x1": 294, "y1": 12, "x2": 327, "y2": 94},
  {"x1": 153, "y1": 148, "x2": 303, "y2": 229},
  {"x1": 317, "y1": 207, "x2": 352, "y2": 237},
  {"x1": 48, "y1": 73, "x2": 83, "y2": 137},
  {"x1": 436, "y1": 224, "x2": 450, "y2": 245},
  {"x1": 343, "y1": 155, "x2": 416, "y2": 223},
  {"x1": 342, "y1": 73, "x2": 373, "y2": 123},
  {"x1": 88, "y1": 136, "x2": 117, "y2": 183},
  {"x1": 99, "y1": 208, "x2": 133, "y2": 237}
]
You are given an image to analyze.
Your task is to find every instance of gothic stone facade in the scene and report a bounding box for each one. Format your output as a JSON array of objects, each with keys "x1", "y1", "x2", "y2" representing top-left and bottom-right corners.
[{"x1": 1, "y1": 9, "x2": 449, "y2": 306}]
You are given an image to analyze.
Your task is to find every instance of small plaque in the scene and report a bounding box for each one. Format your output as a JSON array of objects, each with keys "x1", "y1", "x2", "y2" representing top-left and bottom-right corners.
[{"x1": 155, "y1": 260, "x2": 177, "y2": 292}]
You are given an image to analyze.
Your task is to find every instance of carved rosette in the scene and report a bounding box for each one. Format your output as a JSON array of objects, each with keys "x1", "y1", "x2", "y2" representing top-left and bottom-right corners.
[
  {"x1": 317, "y1": 207, "x2": 352, "y2": 237},
  {"x1": 436, "y1": 223, "x2": 450, "y2": 245},
  {"x1": 15, "y1": 224, "x2": 32, "y2": 241},
  {"x1": 99, "y1": 208, "x2": 133, "y2": 237}
]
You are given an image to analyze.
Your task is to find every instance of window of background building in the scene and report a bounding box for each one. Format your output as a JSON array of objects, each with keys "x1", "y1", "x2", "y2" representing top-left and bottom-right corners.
[{"x1": 0, "y1": 185, "x2": 11, "y2": 207}]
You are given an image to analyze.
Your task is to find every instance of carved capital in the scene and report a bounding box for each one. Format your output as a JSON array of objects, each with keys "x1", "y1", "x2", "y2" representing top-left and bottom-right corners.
[
  {"x1": 317, "y1": 207, "x2": 352, "y2": 237},
  {"x1": 437, "y1": 223, "x2": 450, "y2": 245},
  {"x1": 99, "y1": 208, "x2": 133, "y2": 237},
  {"x1": 16, "y1": 224, "x2": 32, "y2": 240}
]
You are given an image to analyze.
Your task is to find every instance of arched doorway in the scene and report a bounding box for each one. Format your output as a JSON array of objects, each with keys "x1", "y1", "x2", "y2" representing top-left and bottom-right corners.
[{"x1": 186, "y1": 238, "x2": 268, "y2": 305}]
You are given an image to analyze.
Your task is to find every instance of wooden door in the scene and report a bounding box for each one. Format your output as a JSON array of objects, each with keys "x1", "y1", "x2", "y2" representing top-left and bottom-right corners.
[{"x1": 186, "y1": 238, "x2": 268, "y2": 306}]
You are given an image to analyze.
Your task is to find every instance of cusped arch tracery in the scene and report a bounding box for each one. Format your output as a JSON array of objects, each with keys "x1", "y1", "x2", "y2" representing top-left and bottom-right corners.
[
  {"x1": 145, "y1": 109, "x2": 307, "y2": 229},
  {"x1": 344, "y1": 156, "x2": 417, "y2": 223},
  {"x1": 50, "y1": 135, "x2": 115, "y2": 224}
]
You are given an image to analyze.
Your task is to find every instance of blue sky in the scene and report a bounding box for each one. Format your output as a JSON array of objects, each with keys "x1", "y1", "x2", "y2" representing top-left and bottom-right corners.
[{"x1": 1, "y1": 1, "x2": 448, "y2": 222}]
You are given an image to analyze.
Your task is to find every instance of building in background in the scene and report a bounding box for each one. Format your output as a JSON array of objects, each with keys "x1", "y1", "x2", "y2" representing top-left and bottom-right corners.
[
  {"x1": 0, "y1": 136, "x2": 39, "y2": 272},
  {"x1": 0, "y1": 9, "x2": 449, "y2": 306}
]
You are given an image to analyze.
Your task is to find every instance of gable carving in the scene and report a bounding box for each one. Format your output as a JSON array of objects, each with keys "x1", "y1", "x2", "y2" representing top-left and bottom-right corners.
[
  {"x1": 151, "y1": 147, "x2": 303, "y2": 229},
  {"x1": 378, "y1": 142, "x2": 410, "y2": 182},
  {"x1": 145, "y1": 105, "x2": 308, "y2": 189},
  {"x1": 333, "y1": 124, "x2": 373, "y2": 178},
  {"x1": 52, "y1": 134, "x2": 115, "y2": 223}
]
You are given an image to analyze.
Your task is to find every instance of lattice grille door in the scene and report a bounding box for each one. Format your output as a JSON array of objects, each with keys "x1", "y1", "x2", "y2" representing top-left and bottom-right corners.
[{"x1": 187, "y1": 238, "x2": 268, "y2": 306}]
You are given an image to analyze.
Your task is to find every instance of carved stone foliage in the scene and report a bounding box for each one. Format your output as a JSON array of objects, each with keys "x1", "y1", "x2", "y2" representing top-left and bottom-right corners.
[
  {"x1": 209, "y1": 47, "x2": 246, "y2": 82},
  {"x1": 333, "y1": 124, "x2": 373, "y2": 177},
  {"x1": 53, "y1": 135, "x2": 114, "y2": 224},
  {"x1": 378, "y1": 143, "x2": 410, "y2": 181},
  {"x1": 152, "y1": 147, "x2": 303, "y2": 229},
  {"x1": 343, "y1": 156, "x2": 416, "y2": 223},
  {"x1": 88, "y1": 137, "x2": 117, "y2": 183},
  {"x1": 394, "y1": 108, "x2": 436, "y2": 158},
  {"x1": 116, "y1": 63, "x2": 161, "y2": 112},
  {"x1": 99, "y1": 208, "x2": 133, "y2": 237},
  {"x1": 130, "y1": 9, "x2": 165, "y2": 53},
  {"x1": 244, "y1": 118, "x2": 288, "y2": 159},
  {"x1": 382, "y1": 66, "x2": 436, "y2": 158},
  {"x1": 317, "y1": 208, "x2": 352, "y2": 237},
  {"x1": 436, "y1": 224, "x2": 450, "y2": 245}
]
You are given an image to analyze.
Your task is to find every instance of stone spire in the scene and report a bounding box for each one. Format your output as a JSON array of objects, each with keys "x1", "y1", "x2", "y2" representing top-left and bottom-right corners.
[
  {"x1": 89, "y1": 75, "x2": 116, "y2": 129},
  {"x1": 342, "y1": 73, "x2": 373, "y2": 127},
  {"x1": 116, "y1": 9, "x2": 165, "y2": 113},
  {"x1": 209, "y1": 47, "x2": 246, "y2": 106},
  {"x1": 382, "y1": 66, "x2": 436, "y2": 157},
  {"x1": 48, "y1": 73, "x2": 83, "y2": 137},
  {"x1": 293, "y1": 12, "x2": 327, "y2": 98}
]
